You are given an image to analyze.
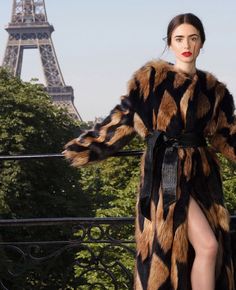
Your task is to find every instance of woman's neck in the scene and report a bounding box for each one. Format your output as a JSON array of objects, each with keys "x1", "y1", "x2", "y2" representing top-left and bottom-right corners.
[{"x1": 173, "y1": 61, "x2": 197, "y2": 75}]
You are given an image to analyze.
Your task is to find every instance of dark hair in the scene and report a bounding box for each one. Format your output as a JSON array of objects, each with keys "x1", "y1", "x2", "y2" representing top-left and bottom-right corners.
[{"x1": 167, "y1": 13, "x2": 205, "y2": 46}]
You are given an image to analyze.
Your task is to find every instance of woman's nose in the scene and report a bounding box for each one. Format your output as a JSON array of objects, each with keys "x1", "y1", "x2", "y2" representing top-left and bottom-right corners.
[{"x1": 183, "y1": 39, "x2": 190, "y2": 49}]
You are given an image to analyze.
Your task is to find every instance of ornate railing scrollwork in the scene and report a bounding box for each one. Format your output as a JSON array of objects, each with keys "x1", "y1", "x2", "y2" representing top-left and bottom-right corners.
[{"x1": 0, "y1": 217, "x2": 135, "y2": 289}]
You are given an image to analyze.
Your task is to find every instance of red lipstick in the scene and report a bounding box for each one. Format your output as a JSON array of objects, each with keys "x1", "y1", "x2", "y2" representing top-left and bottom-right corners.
[{"x1": 182, "y1": 52, "x2": 192, "y2": 57}]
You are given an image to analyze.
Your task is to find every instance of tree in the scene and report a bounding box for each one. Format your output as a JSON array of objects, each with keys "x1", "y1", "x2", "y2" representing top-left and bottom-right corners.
[
  {"x1": 218, "y1": 154, "x2": 236, "y2": 214},
  {"x1": 0, "y1": 68, "x2": 90, "y2": 219},
  {"x1": 0, "y1": 68, "x2": 98, "y2": 289},
  {"x1": 74, "y1": 136, "x2": 143, "y2": 289}
]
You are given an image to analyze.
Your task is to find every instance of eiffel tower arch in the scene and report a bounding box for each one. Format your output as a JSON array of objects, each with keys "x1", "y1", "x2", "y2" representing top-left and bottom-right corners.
[{"x1": 2, "y1": 0, "x2": 82, "y2": 120}]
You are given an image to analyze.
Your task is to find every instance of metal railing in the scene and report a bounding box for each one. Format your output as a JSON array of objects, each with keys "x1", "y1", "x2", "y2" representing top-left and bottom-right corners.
[
  {"x1": 0, "y1": 152, "x2": 139, "y2": 290},
  {"x1": 0, "y1": 217, "x2": 135, "y2": 290},
  {"x1": 0, "y1": 153, "x2": 236, "y2": 289}
]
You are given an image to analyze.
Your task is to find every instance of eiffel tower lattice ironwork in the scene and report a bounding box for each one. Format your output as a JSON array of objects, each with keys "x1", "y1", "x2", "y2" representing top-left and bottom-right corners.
[{"x1": 2, "y1": 0, "x2": 82, "y2": 120}]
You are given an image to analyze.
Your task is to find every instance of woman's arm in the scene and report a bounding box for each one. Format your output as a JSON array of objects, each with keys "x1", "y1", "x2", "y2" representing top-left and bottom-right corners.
[
  {"x1": 209, "y1": 84, "x2": 236, "y2": 162},
  {"x1": 63, "y1": 93, "x2": 137, "y2": 167},
  {"x1": 63, "y1": 61, "x2": 158, "y2": 167}
]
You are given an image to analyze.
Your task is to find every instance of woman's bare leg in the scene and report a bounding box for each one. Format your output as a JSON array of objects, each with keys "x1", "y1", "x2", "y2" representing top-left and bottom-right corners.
[{"x1": 187, "y1": 196, "x2": 218, "y2": 290}]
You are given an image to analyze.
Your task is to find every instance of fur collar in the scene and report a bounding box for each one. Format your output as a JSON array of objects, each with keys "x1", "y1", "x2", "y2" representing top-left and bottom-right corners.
[{"x1": 129, "y1": 59, "x2": 221, "y2": 97}]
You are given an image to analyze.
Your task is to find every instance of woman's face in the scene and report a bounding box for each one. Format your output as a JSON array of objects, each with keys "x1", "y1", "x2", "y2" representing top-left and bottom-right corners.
[{"x1": 169, "y1": 23, "x2": 203, "y2": 65}]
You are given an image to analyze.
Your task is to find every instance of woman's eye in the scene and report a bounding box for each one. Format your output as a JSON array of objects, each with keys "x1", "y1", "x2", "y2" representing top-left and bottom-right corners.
[
  {"x1": 176, "y1": 38, "x2": 182, "y2": 42},
  {"x1": 191, "y1": 37, "x2": 198, "y2": 41}
]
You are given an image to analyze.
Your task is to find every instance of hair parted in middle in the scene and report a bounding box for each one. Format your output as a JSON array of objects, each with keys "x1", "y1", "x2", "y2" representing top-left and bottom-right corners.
[{"x1": 166, "y1": 13, "x2": 206, "y2": 46}]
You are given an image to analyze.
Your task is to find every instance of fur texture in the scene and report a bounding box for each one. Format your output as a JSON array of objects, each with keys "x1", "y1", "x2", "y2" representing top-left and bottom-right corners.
[{"x1": 64, "y1": 59, "x2": 236, "y2": 290}]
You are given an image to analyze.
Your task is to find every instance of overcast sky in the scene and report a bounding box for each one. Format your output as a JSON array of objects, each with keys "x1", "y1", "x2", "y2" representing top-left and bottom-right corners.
[{"x1": 0, "y1": 1, "x2": 236, "y2": 121}]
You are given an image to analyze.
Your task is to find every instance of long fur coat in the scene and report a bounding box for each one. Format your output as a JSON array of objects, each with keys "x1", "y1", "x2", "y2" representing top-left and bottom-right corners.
[{"x1": 64, "y1": 59, "x2": 235, "y2": 290}]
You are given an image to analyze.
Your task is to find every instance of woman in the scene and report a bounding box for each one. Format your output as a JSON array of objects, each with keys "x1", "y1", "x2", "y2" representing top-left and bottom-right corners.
[{"x1": 63, "y1": 13, "x2": 235, "y2": 290}]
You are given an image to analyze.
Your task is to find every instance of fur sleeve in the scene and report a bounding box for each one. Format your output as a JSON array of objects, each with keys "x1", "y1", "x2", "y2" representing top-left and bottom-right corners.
[
  {"x1": 209, "y1": 83, "x2": 236, "y2": 162},
  {"x1": 63, "y1": 94, "x2": 136, "y2": 167},
  {"x1": 63, "y1": 62, "x2": 156, "y2": 167},
  {"x1": 63, "y1": 63, "x2": 152, "y2": 166}
]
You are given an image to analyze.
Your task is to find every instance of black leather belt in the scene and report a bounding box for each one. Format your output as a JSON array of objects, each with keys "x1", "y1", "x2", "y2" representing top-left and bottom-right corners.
[{"x1": 140, "y1": 131, "x2": 207, "y2": 219}]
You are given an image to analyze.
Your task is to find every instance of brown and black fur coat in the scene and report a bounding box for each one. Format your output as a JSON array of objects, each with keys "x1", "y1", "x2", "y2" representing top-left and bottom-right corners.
[{"x1": 64, "y1": 59, "x2": 236, "y2": 290}]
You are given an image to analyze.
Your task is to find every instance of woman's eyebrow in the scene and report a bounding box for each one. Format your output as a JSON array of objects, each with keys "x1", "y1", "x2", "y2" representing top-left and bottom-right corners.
[{"x1": 174, "y1": 34, "x2": 199, "y2": 38}]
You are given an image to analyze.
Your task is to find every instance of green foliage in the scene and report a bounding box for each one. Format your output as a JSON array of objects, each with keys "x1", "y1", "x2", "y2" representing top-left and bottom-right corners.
[
  {"x1": 74, "y1": 243, "x2": 135, "y2": 289},
  {"x1": 74, "y1": 136, "x2": 143, "y2": 288},
  {"x1": 0, "y1": 67, "x2": 98, "y2": 289},
  {"x1": 78, "y1": 136, "x2": 144, "y2": 218},
  {"x1": 218, "y1": 154, "x2": 236, "y2": 213},
  {"x1": 0, "y1": 68, "x2": 89, "y2": 219}
]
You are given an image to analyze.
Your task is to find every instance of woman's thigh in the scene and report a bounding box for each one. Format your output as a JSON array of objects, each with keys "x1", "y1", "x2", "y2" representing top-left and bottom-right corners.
[{"x1": 187, "y1": 196, "x2": 218, "y2": 255}]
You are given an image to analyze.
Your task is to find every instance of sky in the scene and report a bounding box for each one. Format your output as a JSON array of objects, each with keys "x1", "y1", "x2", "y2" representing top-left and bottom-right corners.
[{"x1": 0, "y1": 0, "x2": 236, "y2": 121}]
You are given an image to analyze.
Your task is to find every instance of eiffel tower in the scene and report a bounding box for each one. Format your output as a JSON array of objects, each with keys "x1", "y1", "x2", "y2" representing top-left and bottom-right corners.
[{"x1": 2, "y1": 0, "x2": 82, "y2": 120}]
